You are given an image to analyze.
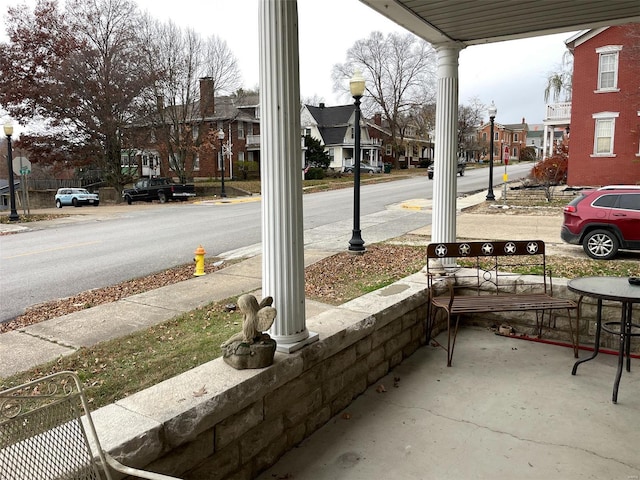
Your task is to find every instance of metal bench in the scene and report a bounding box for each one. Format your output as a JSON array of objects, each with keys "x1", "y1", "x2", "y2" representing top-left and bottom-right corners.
[
  {"x1": 426, "y1": 240, "x2": 578, "y2": 366},
  {"x1": 0, "y1": 371, "x2": 182, "y2": 480}
]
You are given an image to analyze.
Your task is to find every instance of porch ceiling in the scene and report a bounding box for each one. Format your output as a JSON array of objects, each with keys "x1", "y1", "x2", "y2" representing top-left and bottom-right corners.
[{"x1": 360, "y1": 0, "x2": 640, "y2": 46}]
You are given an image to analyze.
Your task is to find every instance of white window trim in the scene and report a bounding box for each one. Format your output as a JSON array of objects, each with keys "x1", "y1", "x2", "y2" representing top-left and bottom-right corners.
[
  {"x1": 591, "y1": 112, "x2": 619, "y2": 157},
  {"x1": 637, "y1": 111, "x2": 640, "y2": 157},
  {"x1": 595, "y1": 45, "x2": 622, "y2": 93}
]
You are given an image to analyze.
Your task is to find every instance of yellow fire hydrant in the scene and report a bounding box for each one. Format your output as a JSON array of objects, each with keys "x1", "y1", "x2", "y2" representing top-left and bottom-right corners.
[{"x1": 194, "y1": 245, "x2": 206, "y2": 276}]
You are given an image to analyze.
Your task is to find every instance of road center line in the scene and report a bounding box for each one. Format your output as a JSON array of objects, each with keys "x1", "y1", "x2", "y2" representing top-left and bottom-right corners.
[{"x1": 3, "y1": 241, "x2": 102, "y2": 259}]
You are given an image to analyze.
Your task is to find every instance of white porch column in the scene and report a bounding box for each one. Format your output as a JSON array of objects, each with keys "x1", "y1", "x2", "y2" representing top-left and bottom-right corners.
[
  {"x1": 542, "y1": 125, "x2": 549, "y2": 159},
  {"x1": 259, "y1": 0, "x2": 318, "y2": 353},
  {"x1": 431, "y1": 42, "x2": 464, "y2": 244}
]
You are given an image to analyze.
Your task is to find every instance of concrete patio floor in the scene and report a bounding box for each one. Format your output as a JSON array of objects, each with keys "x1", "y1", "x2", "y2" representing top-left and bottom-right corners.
[{"x1": 259, "y1": 327, "x2": 640, "y2": 480}]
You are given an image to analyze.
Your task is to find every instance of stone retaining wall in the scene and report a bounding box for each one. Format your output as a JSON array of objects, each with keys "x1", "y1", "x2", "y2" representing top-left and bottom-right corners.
[
  {"x1": 92, "y1": 273, "x2": 634, "y2": 479},
  {"x1": 94, "y1": 273, "x2": 429, "y2": 479}
]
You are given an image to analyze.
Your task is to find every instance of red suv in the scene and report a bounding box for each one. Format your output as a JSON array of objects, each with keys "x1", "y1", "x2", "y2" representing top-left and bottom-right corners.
[{"x1": 561, "y1": 186, "x2": 640, "y2": 260}]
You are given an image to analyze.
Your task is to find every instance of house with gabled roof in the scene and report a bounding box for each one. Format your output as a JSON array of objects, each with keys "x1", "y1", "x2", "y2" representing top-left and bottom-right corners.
[
  {"x1": 301, "y1": 103, "x2": 383, "y2": 171},
  {"x1": 125, "y1": 78, "x2": 261, "y2": 181},
  {"x1": 476, "y1": 118, "x2": 529, "y2": 164},
  {"x1": 367, "y1": 113, "x2": 434, "y2": 168}
]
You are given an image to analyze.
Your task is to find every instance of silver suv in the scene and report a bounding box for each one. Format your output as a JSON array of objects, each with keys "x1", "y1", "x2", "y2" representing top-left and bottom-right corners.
[{"x1": 55, "y1": 188, "x2": 100, "y2": 208}]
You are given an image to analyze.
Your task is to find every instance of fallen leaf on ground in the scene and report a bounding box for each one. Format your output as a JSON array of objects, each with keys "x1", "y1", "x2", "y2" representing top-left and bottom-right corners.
[{"x1": 193, "y1": 386, "x2": 207, "y2": 397}]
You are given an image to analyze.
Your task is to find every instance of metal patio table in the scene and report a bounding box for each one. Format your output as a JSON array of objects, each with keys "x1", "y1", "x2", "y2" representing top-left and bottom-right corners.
[{"x1": 569, "y1": 276, "x2": 640, "y2": 403}]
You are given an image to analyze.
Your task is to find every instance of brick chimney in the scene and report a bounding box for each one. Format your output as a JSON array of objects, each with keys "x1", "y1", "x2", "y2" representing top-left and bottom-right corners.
[
  {"x1": 199, "y1": 77, "x2": 215, "y2": 118},
  {"x1": 374, "y1": 113, "x2": 382, "y2": 126}
]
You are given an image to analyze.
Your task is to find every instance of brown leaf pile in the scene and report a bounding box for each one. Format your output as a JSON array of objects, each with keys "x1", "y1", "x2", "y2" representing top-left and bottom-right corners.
[{"x1": 304, "y1": 244, "x2": 425, "y2": 304}]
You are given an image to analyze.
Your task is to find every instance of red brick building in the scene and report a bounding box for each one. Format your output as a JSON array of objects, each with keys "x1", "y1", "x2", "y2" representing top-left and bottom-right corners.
[
  {"x1": 476, "y1": 119, "x2": 528, "y2": 163},
  {"x1": 566, "y1": 24, "x2": 640, "y2": 186},
  {"x1": 127, "y1": 78, "x2": 261, "y2": 181}
]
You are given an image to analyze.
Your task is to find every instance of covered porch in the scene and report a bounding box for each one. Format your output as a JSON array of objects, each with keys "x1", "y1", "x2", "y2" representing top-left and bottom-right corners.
[{"x1": 259, "y1": 326, "x2": 640, "y2": 479}]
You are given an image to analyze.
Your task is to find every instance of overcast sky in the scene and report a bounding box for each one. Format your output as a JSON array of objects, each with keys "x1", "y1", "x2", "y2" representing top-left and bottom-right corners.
[
  {"x1": 138, "y1": 0, "x2": 577, "y2": 126},
  {"x1": 1, "y1": 0, "x2": 577, "y2": 127}
]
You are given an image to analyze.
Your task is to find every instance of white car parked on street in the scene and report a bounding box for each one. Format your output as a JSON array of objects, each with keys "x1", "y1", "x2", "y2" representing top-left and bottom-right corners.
[{"x1": 55, "y1": 188, "x2": 100, "y2": 208}]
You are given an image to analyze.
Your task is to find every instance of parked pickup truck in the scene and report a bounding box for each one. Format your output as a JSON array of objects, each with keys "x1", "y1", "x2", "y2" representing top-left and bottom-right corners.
[{"x1": 122, "y1": 178, "x2": 196, "y2": 204}]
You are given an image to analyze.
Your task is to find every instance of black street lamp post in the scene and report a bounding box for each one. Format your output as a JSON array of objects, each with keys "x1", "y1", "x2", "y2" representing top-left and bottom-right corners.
[
  {"x1": 348, "y1": 69, "x2": 366, "y2": 254},
  {"x1": 217, "y1": 128, "x2": 227, "y2": 198},
  {"x1": 4, "y1": 123, "x2": 19, "y2": 221},
  {"x1": 486, "y1": 102, "x2": 497, "y2": 201}
]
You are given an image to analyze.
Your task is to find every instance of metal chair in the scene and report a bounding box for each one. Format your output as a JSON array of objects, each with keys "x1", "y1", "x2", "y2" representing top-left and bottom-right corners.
[{"x1": 0, "y1": 371, "x2": 182, "y2": 480}]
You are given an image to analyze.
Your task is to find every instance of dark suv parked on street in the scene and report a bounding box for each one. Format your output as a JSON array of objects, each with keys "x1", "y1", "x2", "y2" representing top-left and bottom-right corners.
[
  {"x1": 427, "y1": 160, "x2": 466, "y2": 179},
  {"x1": 561, "y1": 186, "x2": 640, "y2": 259}
]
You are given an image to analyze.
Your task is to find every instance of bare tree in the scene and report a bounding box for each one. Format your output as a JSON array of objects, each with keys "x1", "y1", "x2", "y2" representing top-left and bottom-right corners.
[
  {"x1": 301, "y1": 94, "x2": 326, "y2": 107},
  {"x1": 332, "y1": 31, "x2": 437, "y2": 168},
  {"x1": 407, "y1": 102, "x2": 436, "y2": 154},
  {"x1": 202, "y1": 35, "x2": 242, "y2": 96},
  {"x1": 458, "y1": 97, "x2": 486, "y2": 161},
  {"x1": 137, "y1": 18, "x2": 241, "y2": 182},
  {"x1": 544, "y1": 50, "x2": 573, "y2": 103}
]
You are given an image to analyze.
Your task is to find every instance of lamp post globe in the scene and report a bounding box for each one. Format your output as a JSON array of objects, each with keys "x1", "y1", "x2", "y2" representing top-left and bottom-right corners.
[
  {"x1": 348, "y1": 69, "x2": 366, "y2": 254},
  {"x1": 217, "y1": 128, "x2": 227, "y2": 198},
  {"x1": 486, "y1": 102, "x2": 497, "y2": 201},
  {"x1": 4, "y1": 123, "x2": 19, "y2": 221}
]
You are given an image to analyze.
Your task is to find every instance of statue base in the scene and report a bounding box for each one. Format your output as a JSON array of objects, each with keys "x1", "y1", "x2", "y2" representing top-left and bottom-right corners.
[{"x1": 222, "y1": 334, "x2": 277, "y2": 369}]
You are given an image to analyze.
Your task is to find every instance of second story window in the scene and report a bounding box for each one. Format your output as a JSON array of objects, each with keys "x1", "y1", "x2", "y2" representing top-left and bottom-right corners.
[
  {"x1": 596, "y1": 45, "x2": 622, "y2": 91},
  {"x1": 238, "y1": 122, "x2": 245, "y2": 139}
]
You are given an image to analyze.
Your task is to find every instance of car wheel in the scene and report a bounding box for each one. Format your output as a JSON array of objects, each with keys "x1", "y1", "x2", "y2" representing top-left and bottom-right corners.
[
  {"x1": 72, "y1": 198, "x2": 79, "y2": 207},
  {"x1": 125, "y1": 195, "x2": 132, "y2": 205},
  {"x1": 158, "y1": 191, "x2": 167, "y2": 203},
  {"x1": 55, "y1": 199, "x2": 62, "y2": 208},
  {"x1": 583, "y1": 229, "x2": 619, "y2": 260},
  {"x1": 428, "y1": 173, "x2": 433, "y2": 180},
  {"x1": 459, "y1": 169, "x2": 464, "y2": 176},
  {"x1": 93, "y1": 201, "x2": 99, "y2": 207}
]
